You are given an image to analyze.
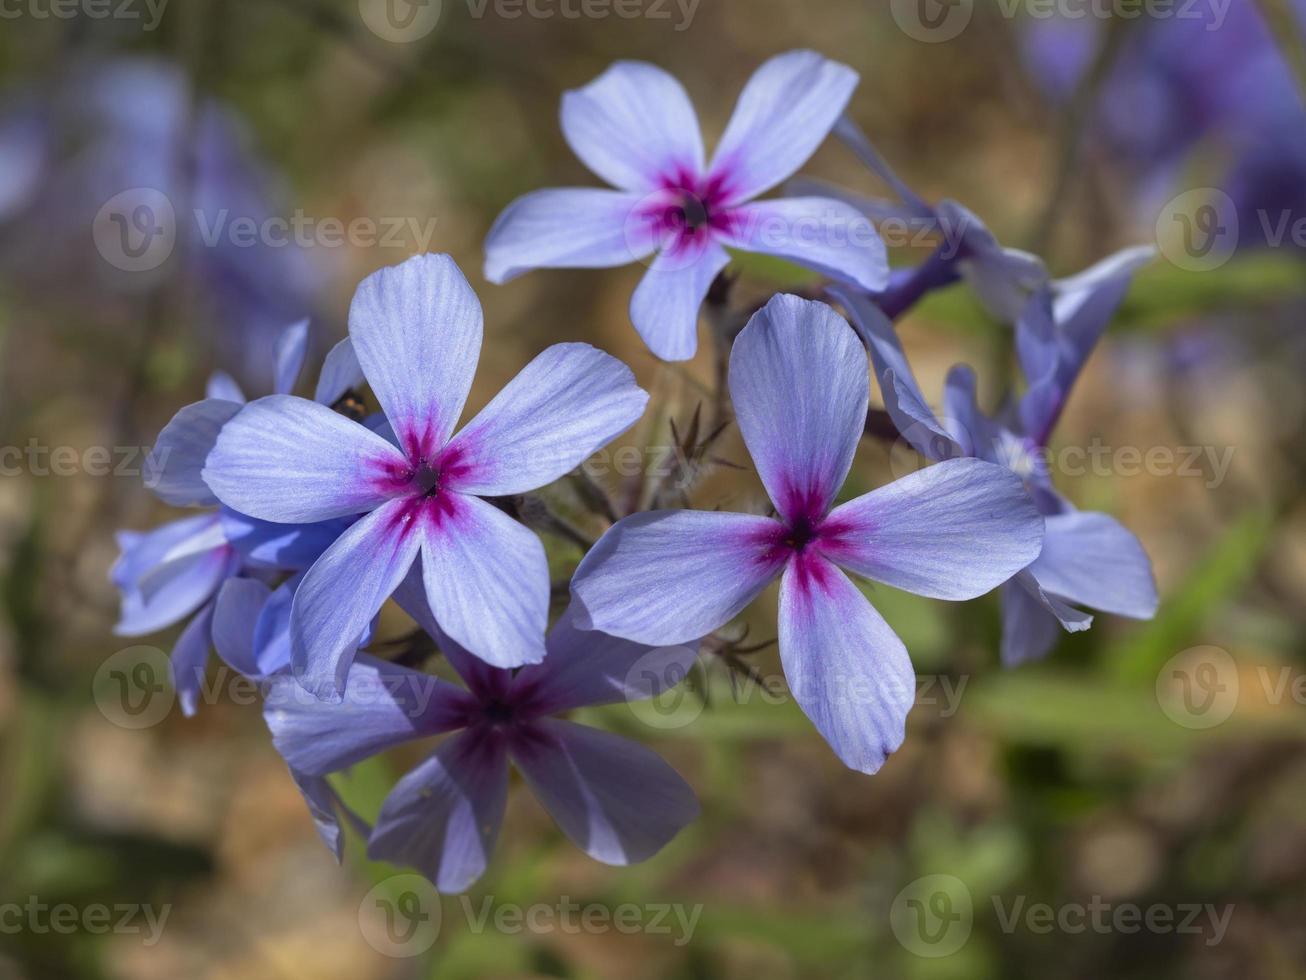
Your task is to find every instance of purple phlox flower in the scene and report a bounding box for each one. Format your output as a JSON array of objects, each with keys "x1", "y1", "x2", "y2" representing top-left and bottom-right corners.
[
  {"x1": 831, "y1": 254, "x2": 1159, "y2": 668},
  {"x1": 789, "y1": 117, "x2": 1047, "y2": 323},
  {"x1": 261, "y1": 596, "x2": 700, "y2": 892},
  {"x1": 483, "y1": 50, "x2": 889, "y2": 361},
  {"x1": 211, "y1": 575, "x2": 369, "y2": 861},
  {"x1": 570, "y1": 294, "x2": 1044, "y2": 774},
  {"x1": 203, "y1": 253, "x2": 650, "y2": 700},
  {"x1": 112, "y1": 321, "x2": 360, "y2": 714}
]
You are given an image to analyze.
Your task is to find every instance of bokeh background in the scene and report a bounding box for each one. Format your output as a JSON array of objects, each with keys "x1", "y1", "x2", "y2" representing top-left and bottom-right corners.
[{"x1": 3, "y1": 1, "x2": 1306, "y2": 977}]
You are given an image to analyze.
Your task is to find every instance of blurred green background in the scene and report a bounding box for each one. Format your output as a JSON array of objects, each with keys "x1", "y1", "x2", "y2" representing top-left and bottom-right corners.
[{"x1": 3, "y1": 1, "x2": 1306, "y2": 977}]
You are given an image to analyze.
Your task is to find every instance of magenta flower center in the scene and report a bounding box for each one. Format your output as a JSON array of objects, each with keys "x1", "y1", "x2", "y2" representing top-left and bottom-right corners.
[{"x1": 642, "y1": 167, "x2": 738, "y2": 257}]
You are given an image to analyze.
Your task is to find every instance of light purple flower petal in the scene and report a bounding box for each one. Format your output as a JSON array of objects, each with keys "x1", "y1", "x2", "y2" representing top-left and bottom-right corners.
[
  {"x1": 509, "y1": 718, "x2": 698, "y2": 865},
  {"x1": 1027, "y1": 511, "x2": 1159, "y2": 619},
  {"x1": 273, "y1": 318, "x2": 310, "y2": 395},
  {"x1": 392, "y1": 564, "x2": 512, "y2": 703},
  {"x1": 348, "y1": 253, "x2": 483, "y2": 457},
  {"x1": 561, "y1": 61, "x2": 704, "y2": 191},
  {"x1": 172, "y1": 599, "x2": 216, "y2": 718},
  {"x1": 629, "y1": 239, "x2": 730, "y2": 361},
  {"x1": 512, "y1": 605, "x2": 700, "y2": 717},
  {"x1": 291, "y1": 497, "x2": 425, "y2": 699},
  {"x1": 445, "y1": 343, "x2": 648, "y2": 496},
  {"x1": 113, "y1": 516, "x2": 235, "y2": 637},
  {"x1": 822, "y1": 458, "x2": 1044, "y2": 600},
  {"x1": 829, "y1": 284, "x2": 960, "y2": 461},
  {"x1": 368, "y1": 729, "x2": 509, "y2": 893},
  {"x1": 290, "y1": 768, "x2": 370, "y2": 863},
  {"x1": 446, "y1": 347, "x2": 650, "y2": 499},
  {"x1": 778, "y1": 557, "x2": 914, "y2": 774},
  {"x1": 147, "y1": 399, "x2": 242, "y2": 507},
  {"x1": 729, "y1": 294, "x2": 867, "y2": 522},
  {"x1": 420, "y1": 493, "x2": 549, "y2": 669},
  {"x1": 941, "y1": 364, "x2": 1001, "y2": 460},
  {"x1": 206, "y1": 371, "x2": 246, "y2": 403},
  {"x1": 212, "y1": 577, "x2": 272, "y2": 679},
  {"x1": 113, "y1": 512, "x2": 218, "y2": 598},
  {"x1": 1001, "y1": 579, "x2": 1070, "y2": 667},
  {"x1": 265, "y1": 654, "x2": 473, "y2": 775},
  {"x1": 250, "y1": 573, "x2": 299, "y2": 677},
  {"x1": 313, "y1": 337, "x2": 364, "y2": 406},
  {"x1": 218, "y1": 509, "x2": 353, "y2": 572},
  {"x1": 571, "y1": 510, "x2": 785, "y2": 646},
  {"x1": 205, "y1": 395, "x2": 407, "y2": 523},
  {"x1": 484, "y1": 188, "x2": 654, "y2": 284},
  {"x1": 720, "y1": 197, "x2": 887, "y2": 291},
  {"x1": 709, "y1": 50, "x2": 858, "y2": 205},
  {"x1": 829, "y1": 115, "x2": 933, "y2": 217}
]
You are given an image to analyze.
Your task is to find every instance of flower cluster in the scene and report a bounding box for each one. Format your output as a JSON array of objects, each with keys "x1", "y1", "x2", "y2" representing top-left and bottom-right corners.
[{"x1": 114, "y1": 51, "x2": 1157, "y2": 889}]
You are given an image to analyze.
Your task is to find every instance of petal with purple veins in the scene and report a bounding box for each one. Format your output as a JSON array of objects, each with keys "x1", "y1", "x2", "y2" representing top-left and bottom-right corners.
[
  {"x1": 444, "y1": 343, "x2": 648, "y2": 496},
  {"x1": 822, "y1": 457, "x2": 1044, "y2": 601},
  {"x1": 571, "y1": 510, "x2": 786, "y2": 647},
  {"x1": 709, "y1": 50, "x2": 858, "y2": 205},
  {"x1": 484, "y1": 189, "x2": 655, "y2": 284},
  {"x1": 729, "y1": 294, "x2": 867, "y2": 522},
  {"x1": 368, "y1": 729, "x2": 509, "y2": 893},
  {"x1": 291, "y1": 497, "x2": 425, "y2": 699},
  {"x1": 205, "y1": 395, "x2": 409, "y2": 524},
  {"x1": 348, "y1": 254, "x2": 483, "y2": 457},
  {"x1": 561, "y1": 61, "x2": 705, "y2": 192},
  {"x1": 778, "y1": 556, "x2": 914, "y2": 774},
  {"x1": 509, "y1": 718, "x2": 698, "y2": 865}
]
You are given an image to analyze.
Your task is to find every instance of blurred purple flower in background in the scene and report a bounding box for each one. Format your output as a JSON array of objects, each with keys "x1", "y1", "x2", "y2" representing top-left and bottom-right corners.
[
  {"x1": 264, "y1": 605, "x2": 700, "y2": 892},
  {"x1": 484, "y1": 50, "x2": 889, "y2": 360},
  {"x1": 1022, "y1": 0, "x2": 1306, "y2": 248},
  {"x1": 204, "y1": 254, "x2": 649, "y2": 698},
  {"x1": 0, "y1": 56, "x2": 325, "y2": 386},
  {"x1": 572, "y1": 294, "x2": 1044, "y2": 773}
]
